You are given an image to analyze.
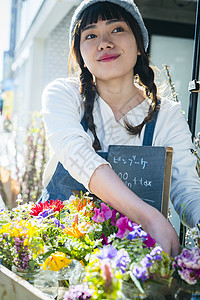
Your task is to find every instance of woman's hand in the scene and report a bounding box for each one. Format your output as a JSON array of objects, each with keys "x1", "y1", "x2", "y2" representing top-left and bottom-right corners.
[
  {"x1": 89, "y1": 164, "x2": 180, "y2": 257},
  {"x1": 141, "y1": 209, "x2": 180, "y2": 257}
]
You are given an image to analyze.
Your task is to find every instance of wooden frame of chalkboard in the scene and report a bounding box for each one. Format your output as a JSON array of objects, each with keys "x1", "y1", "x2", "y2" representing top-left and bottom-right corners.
[{"x1": 107, "y1": 146, "x2": 173, "y2": 218}]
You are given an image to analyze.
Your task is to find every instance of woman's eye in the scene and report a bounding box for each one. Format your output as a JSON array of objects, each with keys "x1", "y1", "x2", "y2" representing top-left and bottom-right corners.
[
  {"x1": 113, "y1": 27, "x2": 124, "y2": 33},
  {"x1": 85, "y1": 34, "x2": 96, "y2": 40}
]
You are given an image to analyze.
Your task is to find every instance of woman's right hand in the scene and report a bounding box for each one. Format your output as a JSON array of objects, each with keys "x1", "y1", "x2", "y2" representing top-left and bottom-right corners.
[
  {"x1": 141, "y1": 208, "x2": 180, "y2": 257},
  {"x1": 89, "y1": 164, "x2": 180, "y2": 257}
]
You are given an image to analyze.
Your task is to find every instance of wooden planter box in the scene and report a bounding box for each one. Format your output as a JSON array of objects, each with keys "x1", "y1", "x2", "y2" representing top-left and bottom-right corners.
[{"x1": 0, "y1": 265, "x2": 52, "y2": 300}]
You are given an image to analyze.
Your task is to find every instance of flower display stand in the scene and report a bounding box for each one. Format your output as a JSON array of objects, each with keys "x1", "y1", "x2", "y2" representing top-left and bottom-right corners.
[{"x1": 0, "y1": 265, "x2": 52, "y2": 300}]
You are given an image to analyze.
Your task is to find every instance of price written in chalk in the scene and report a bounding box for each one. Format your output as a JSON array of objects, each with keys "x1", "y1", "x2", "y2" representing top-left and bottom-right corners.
[
  {"x1": 113, "y1": 155, "x2": 148, "y2": 169},
  {"x1": 118, "y1": 172, "x2": 152, "y2": 189},
  {"x1": 107, "y1": 145, "x2": 171, "y2": 214}
]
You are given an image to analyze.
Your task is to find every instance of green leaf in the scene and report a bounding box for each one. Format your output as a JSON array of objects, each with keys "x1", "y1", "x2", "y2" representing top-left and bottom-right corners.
[{"x1": 130, "y1": 272, "x2": 145, "y2": 294}]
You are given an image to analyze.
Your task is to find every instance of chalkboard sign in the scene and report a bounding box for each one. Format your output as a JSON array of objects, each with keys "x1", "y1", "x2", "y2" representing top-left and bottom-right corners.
[{"x1": 107, "y1": 145, "x2": 173, "y2": 217}]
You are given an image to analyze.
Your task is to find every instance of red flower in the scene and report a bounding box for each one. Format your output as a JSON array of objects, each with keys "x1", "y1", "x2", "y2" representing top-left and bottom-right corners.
[{"x1": 30, "y1": 200, "x2": 64, "y2": 216}]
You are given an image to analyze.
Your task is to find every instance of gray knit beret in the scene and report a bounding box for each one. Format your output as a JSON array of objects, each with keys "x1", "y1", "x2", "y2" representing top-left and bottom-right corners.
[{"x1": 69, "y1": 0, "x2": 149, "y2": 51}]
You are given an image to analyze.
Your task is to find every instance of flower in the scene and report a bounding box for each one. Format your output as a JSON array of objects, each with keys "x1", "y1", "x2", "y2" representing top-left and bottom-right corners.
[
  {"x1": 43, "y1": 252, "x2": 72, "y2": 272},
  {"x1": 115, "y1": 216, "x2": 133, "y2": 239},
  {"x1": 127, "y1": 224, "x2": 148, "y2": 240},
  {"x1": 143, "y1": 233, "x2": 156, "y2": 249},
  {"x1": 114, "y1": 249, "x2": 131, "y2": 273},
  {"x1": 63, "y1": 215, "x2": 85, "y2": 238},
  {"x1": 1, "y1": 193, "x2": 200, "y2": 299},
  {"x1": 133, "y1": 265, "x2": 149, "y2": 282},
  {"x1": 96, "y1": 245, "x2": 118, "y2": 260},
  {"x1": 92, "y1": 203, "x2": 112, "y2": 223},
  {"x1": 63, "y1": 284, "x2": 93, "y2": 300},
  {"x1": 30, "y1": 199, "x2": 64, "y2": 216},
  {"x1": 174, "y1": 247, "x2": 200, "y2": 285}
]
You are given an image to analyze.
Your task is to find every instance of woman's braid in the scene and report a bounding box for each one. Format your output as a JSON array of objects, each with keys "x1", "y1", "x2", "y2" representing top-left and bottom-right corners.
[{"x1": 80, "y1": 66, "x2": 101, "y2": 150}]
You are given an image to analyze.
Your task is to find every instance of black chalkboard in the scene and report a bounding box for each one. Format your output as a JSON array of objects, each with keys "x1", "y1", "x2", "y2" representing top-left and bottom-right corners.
[{"x1": 107, "y1": 145, "x2": 173, "y2": 217}]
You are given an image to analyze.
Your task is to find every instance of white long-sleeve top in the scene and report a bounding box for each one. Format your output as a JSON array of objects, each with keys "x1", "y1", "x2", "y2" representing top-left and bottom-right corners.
[{"x1": 42, "y1": 77, "x2": 200, "y2": 228}]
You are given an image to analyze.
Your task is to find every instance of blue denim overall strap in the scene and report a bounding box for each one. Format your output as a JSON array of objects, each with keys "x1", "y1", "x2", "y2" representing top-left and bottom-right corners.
[
  {"x1": 142, "y1": 102, "x2": 160, "y2": 146},
  {"x1": 39, "y1": 105, "x2": 159, "y2": 202}
]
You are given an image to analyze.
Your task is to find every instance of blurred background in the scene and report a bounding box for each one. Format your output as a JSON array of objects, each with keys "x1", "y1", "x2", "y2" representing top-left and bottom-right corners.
[{"x1": 0, "y1": 0, "x2": 199, "y2": 234}]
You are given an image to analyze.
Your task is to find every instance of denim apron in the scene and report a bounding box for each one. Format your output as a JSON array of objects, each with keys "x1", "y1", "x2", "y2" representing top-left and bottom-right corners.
[{"x1": 39, "y1": 105, "x2": 159, "y2": 203}]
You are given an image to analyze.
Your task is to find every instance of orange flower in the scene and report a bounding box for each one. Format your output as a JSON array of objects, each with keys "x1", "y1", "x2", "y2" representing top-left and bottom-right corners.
[
  {"x1": 72, "y1": 197, "x2": 94, "y2": 215},
  {"x1": 63, "y1": 215, "x2": 85, "y2": 238}
]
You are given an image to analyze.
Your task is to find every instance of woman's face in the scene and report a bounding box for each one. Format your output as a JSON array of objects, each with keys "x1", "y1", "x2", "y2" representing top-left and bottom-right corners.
[{"x1": 80, "y1": 18, "x2": 139, "y2": 83}]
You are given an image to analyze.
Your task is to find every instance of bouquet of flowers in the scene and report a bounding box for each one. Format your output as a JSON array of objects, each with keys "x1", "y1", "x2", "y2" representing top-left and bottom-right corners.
[{"x1": 0, "y1": 194, "x2": 200, "y2": 300}]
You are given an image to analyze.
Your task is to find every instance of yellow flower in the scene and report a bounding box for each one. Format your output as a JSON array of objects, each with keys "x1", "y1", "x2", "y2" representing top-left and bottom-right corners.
[
  {"x1": 0, "y1": 223, "x2": 11, "y2": 234},
  {"x1": 43, "y1": 252, "x2": 72, "y2": 271},
  {"x1": 24, "y1": 238, "x2": 29, "y2": 246}
]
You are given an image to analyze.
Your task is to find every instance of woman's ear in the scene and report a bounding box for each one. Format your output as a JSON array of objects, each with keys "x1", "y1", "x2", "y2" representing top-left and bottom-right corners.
[{"x1": 137, "y1": 50, "x2": 141, "y2": 56}]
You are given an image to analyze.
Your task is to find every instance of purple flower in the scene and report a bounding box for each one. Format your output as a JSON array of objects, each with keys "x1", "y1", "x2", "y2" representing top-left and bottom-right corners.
[
  {"x1": 140, "y1": 254, "x2": 153, "y2": 268},
  {"x1": 92, "y1": 203, "x2": 112, "y2": 223},
  {"x1": 116, "y1": 217, "x2": 133, "y2": 239},
  {"x1": 52, "y1": 218, "x2": 65, "y2": 228},
  {"x1": 38, "y1": 208, "x2": 53, "y2": 218},
  {"x1": 174, "y1": 247, "x2": 200, "y2": 285},
  {"x1": 133, "y1": 265, "x2": 149, "y2": 282},
  {"x1": 114, "y1": 249, "x2": 131, "y2": 273},
  {"x1": 150, "y1": 246, "x2": 162, "y2": 257},
  {"x1": 178, "y1": 268, "x2": 198, "y2": 285},
  {"x1": 127, "y1": 225, "x2": 148, "y2": 240},
  {"x1": 63, "y1": 284, "x2": 92, "y2": 300},
  {"x1": 101, "y1": 233, "x2": 109, "y2": 245},
  {"x1": 96, "y1": 245, "x2": 118, "y2": 260}
]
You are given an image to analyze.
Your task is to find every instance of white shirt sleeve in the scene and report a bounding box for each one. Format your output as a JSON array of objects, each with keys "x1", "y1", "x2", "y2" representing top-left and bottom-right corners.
[
  {"x1": 154, "y1": 100, "x2": 200, "y2": 228},
  {"x1": 42, "y1": 78, "x2": 109, "y2": 191}
]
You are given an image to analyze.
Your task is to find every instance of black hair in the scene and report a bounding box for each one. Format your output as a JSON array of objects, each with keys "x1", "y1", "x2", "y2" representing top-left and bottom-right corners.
[{"x1": 69, "y1": 1, "x2": 158, "y2": 150}]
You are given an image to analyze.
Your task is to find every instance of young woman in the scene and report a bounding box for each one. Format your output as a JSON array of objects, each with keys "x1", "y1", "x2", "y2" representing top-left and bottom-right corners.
[{"x1": 40, "y1": 0, "x2": 200, "y2": 256}]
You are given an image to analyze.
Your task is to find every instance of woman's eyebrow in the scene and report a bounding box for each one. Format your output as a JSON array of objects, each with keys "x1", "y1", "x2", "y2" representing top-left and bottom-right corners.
[
  {"x1": 81, "y1": 19, "x2": 125, "y2": 32},
  {"x1": 106, "y1": 19, "x2": 125, "y2": 25},
  {"x1": 82, "y1": 24, "x2": 96, "y2": 32}
]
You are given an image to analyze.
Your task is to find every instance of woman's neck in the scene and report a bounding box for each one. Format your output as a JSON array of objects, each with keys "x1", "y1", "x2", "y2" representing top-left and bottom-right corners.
[{"x1": 96, "y1": 76, "x2": 145, "y2": 122}]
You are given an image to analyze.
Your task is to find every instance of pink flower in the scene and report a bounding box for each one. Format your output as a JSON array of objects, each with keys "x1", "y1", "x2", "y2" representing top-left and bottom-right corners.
[
  {"x1": 111, "y1": 209, "x2": 117, "y2": 226},
  {"x1": 92, "y1": 203, "x2": 112, "y2": 223},
  {"x1": 111, "y1": 209, "x2": 125, "y2": 226},
  {"x1": 143, "y1": 233, "x2": 156, "y2": 249},
  {"x1": 116, "y1": 216, "x2": 133, "y2": 239},
  {"x1": 92, "y1": 208, "x2": 105, "y2": 222},
  {"x1": 101, "y1": 262, "x2": 113, "y2": 293}
]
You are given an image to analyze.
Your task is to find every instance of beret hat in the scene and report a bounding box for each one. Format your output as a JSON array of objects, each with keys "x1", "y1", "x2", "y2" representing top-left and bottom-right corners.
[{"x1": 69, "y1": 0, "x2": 149, "y2": 51}]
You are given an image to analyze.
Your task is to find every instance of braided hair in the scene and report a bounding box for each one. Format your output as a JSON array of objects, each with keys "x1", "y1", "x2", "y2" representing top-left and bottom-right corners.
[{"x1": 69, "y1": 2, "x2": 159, "y2": 150}]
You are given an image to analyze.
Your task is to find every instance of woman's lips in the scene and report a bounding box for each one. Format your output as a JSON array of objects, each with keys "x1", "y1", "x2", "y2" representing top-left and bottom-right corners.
[{"x1": 98, "y1": 54, "x2": 120, "y2": 62}]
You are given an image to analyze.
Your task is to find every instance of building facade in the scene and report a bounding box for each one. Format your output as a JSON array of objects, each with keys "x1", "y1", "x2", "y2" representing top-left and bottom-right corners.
[
  {"x1": 2, "y1": 0, "x2": 200, "y2": 232},
  {"x1": 2, "y1": 0, "x2": 198, "y2": 130}
]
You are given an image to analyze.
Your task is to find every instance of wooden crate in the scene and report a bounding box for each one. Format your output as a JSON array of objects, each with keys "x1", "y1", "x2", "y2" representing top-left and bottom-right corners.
[{"x1": 0, "y1": 265, "x2": 52, "y2": 300}]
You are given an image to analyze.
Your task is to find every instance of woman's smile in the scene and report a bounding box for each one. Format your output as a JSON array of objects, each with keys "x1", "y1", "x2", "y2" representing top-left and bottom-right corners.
[{"x1": 97, "y1": 53, "x2": 120, "y2": 62}]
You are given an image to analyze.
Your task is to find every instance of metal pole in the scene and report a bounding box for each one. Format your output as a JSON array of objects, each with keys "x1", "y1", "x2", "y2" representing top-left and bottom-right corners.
[
  {"x1": 179, "y1": 0, "x2": 200, "y2": 246},
  {"x1": 188, "y1": 0, "x2": 200, "y2": 136}
]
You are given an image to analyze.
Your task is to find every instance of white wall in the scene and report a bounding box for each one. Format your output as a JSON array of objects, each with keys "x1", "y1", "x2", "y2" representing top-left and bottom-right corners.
[
  {"x1": 43, "y1": 9, "x2": 75, "y2": 86},
  {"x1": 19, "y1": 0, "x2": 44, "y2": 43}
]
